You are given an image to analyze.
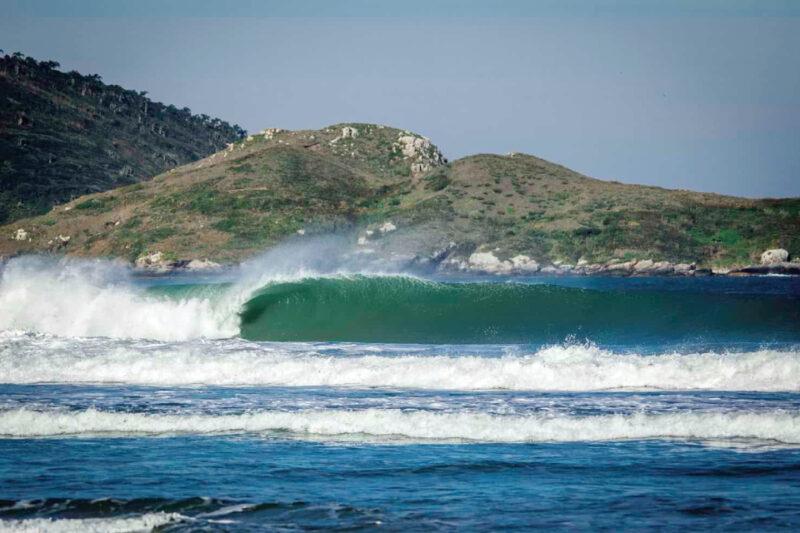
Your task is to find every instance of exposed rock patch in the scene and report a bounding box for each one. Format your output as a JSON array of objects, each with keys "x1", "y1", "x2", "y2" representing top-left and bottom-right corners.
[
  {"x1": 761, "y1": 248, "x2": 789, "y2": 265},
  {"x1": 441, "y1": 253, "x2": 702, "y2": 277},
  {"x1": 185, "y1": 259, "x2": 221, "y2": 271},
  {"x1": 260, "y1": 127, "x2": 285, "y2": 140},
  {"x1": 394, "y1": 133, "x2": 446, "y2": 175},
  {"x1": 135, "y1": 252, "x2": 222, "y2": 273},
  {"x1": 379, "y1": 221, "x2": 397, "y2": 234}
]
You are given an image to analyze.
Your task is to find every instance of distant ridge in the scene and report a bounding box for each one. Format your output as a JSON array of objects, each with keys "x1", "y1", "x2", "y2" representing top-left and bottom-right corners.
[
  {"x1": 0, "y1": 52, "x2": 246, "y2": 223},
  {"x1": 1, "y1": 121, "x2": 797, "y2": 272}
]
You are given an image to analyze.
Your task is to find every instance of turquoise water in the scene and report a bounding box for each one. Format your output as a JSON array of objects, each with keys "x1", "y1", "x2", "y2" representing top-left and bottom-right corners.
[{"x1": 0, "y1": 257, "x2": 799, "y2": 530}]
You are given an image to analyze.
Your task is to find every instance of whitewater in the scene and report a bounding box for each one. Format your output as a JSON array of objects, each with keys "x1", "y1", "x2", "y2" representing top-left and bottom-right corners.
[
  {"x1": 1, "y1": 244, "x2": 799, "y2": 530},
  {"x1": 2, "y1": 408, "x2": 799, "y2": 444},
  {"x1": 2, "y1": 332, "x2": 799, "y2": 391}
]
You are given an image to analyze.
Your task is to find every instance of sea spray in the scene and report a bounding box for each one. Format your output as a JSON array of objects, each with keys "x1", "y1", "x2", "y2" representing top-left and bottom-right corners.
[
  {"x1": 0, "y1": 256, "x2": 237, "y2": 340},
  {"x1": 0, "y1": 237, "x2": 411, "y2": 342},
  {"x1": 1, "y1": 244, "x2": 799, "y2": 344}
]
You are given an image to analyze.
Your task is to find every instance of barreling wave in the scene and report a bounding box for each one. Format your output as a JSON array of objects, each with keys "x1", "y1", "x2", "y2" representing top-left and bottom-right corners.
[
  {"x1": 240, "y1": 275, "x2": 800, "y2": 344},
  {"x1": 2, "y1": 408, "x2": 799, "y2": 446},
  {"x1": 2, "y1": 256, "x2": 798, "y2": 344},
  {"x1": 2, "y1": 334, "x2": 799, "y2": 391}
]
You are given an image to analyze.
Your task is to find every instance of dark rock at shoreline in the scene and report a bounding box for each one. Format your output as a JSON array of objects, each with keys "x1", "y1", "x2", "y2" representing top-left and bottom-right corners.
[{"x1": 731, "y1": 263, "x2": 800, "y2": 276}]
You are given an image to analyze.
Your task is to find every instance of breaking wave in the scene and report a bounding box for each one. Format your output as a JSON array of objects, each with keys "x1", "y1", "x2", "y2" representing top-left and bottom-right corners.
[
  {"x1": 238, "y1": 275, "x2": 800, "y2": 344},
  {"x1": 1, "y1": 251, "x2": 798, "y2": 344},
  {"x1": 0, "y1": 257, "x2": 237, "y2": 341},
  {"x1": 1, "y1": 408, "x2": 798, "y2": 445},
  {"x1": 0, "y1": 512, "x2": 183, "y2": 533},
  {"x1": 2, "y1": 333, "x2": 799, "y2": 391}
]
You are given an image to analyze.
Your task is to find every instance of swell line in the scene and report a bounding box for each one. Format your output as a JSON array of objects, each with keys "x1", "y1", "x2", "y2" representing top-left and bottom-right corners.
[{"x1": 2, "y1": 408, "x2": 799, "y2": 446}]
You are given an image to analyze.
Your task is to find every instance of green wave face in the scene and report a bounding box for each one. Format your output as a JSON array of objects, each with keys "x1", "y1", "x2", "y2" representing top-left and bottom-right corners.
[{"x1": 239, "y1": 276, "x2": 800, "y2": 344}]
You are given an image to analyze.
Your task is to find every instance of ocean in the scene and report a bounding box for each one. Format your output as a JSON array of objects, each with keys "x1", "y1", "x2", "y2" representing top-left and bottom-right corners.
[{"x1": 0, "y1": 248, "x2": 799, "y2": 531}]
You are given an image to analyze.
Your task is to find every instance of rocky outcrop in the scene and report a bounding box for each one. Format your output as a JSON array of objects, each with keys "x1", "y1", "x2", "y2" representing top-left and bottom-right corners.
[
  {"x1": 47, "y1": 234, "x2": 71, "y2": 251},
  {"x1": 761, "y1": 248, "x2": 789, "y2": 265},
  {"x1": 510, "y1": 255, "x2": 540, "y2": 273},
  {"x1": 341, "y1": 126, "x2": 359, "y2": 139},
  {"x1": 260, "y1": 127, "x2": 285, "y2": 140},
  {"x1": 394, "y1": 133, "x2": 446, "y2": 175},
  {"x1": 329, "y1": 126, "x2": 359, "y2": 145},
  {"x1": 455, "y1": 251, "x2": 541, "y2": 274},
  {"x1": 604, "y1": 261, "x2": 636, "y2": 275},
  {"x1": 135, "y1": 251, "x2": 171, "y2": 272},
  {"x1": 134, "y1": 252, "x2": 222, "y2": 274},
  {"x1": 185, "y1": 259, "x2": 222, "y2": 271},
  {"x1": 467, "y1": 251, "x2": 511, "y2": 273},
  {"x1": 440, "y1": 252, "x2": 701, "y2": 277},
  {"x1": 378, "y1": 221, "x2": 396, "y2": 234},
  {"x1": 732, "y1": 262, "x2": 800, "y2": 276}
]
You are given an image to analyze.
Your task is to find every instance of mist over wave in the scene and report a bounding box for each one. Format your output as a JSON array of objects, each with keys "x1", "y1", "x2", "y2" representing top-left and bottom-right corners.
[
  {"x1": 1, "y1": 237, "x2": 799, "y2": 345},
  {"x1": 0, "y1": 236, "x2": 800, "y2": 344},
  {"x1": 0, "y1": 256, "x2": 237, "y2": 341},
  {"x1": 0, "y1": 237, "x2": 410, "y2": 342},
  {"x1": 2, "y1": 332, "x2": 799, "y2": 391}
]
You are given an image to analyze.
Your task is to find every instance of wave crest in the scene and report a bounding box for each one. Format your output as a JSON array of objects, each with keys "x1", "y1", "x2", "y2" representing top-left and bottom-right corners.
[
  {"x1": 2, "y1": 334, "x2": 798, "y2": 391},
  {"x1": 0, "y1": 512, "x2": 183, "y2": 533},
  {"x1": 2, "y1": 408, "x2": 798, "y2": 446},
  {"x1": 0, "y1": 257, "x2": 237, "y2": 341},
  {"x1": 2, "y1": 255, "x2": 799, "y2": 344}
]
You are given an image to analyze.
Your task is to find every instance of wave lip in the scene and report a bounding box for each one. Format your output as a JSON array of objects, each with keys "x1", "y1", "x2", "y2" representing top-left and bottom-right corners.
[
  {"x1": 3, "y1": 255, "x2": 800, "y2": 345},
  {"x1": 3, "y1": 334, "x2": 799, "y2": 391},
  {"x1": 239, "y1": 274, "x2": 800, "y2": 344},
  {"x1": 2, "y1": 408, "x2": 798, "y2": 446}
]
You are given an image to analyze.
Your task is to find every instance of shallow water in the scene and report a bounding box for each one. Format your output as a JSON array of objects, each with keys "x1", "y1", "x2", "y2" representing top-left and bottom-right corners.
[{"x1": 0, "y1": 256, "x2": 799, "y2": 530}]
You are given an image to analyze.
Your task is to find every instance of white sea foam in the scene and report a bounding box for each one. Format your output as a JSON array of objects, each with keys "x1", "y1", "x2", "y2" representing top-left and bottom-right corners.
[
  {"x1": 0, "y1": 257, "x2": 238, "y2": 341},
  {"x1": 1, "y1": 408, "x2": 798, "y2": 445},
  {"x1": 0, "y1": 512, "x2": 184, "y2": 532},
  {"x1": 0, "y1": 241, "x2": 408, "y2": 341},
  {"x1": 1, "y1": 333, "x2": 798, "y2": 391}
]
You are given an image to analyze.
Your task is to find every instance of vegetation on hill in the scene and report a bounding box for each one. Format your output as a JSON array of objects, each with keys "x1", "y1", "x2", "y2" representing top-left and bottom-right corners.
[
  {"x1": 0, "y1": 51, "x2": 245, "y2": 223},
  {"x1": 1, "y1": 122, "x2": 797, "y2": 270}
]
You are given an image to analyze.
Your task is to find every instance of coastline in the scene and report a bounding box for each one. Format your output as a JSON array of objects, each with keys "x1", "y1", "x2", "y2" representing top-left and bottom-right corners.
[
  {"x1": 2, "y1": 237, "x2": 797, "y2": 278},
  {"x1": 124, "y1": 256, "x2": 800, "y2": 277}
]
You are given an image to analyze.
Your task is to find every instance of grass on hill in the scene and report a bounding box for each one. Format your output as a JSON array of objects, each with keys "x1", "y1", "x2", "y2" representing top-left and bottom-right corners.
[{"x1": 1, "y1": 123, "x2": 797, "y2": 269}]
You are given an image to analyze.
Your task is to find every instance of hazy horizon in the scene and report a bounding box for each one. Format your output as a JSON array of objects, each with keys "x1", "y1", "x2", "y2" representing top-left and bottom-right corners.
[{"x1": 2, "y1": 0, "x2": 799, "y2": 198}]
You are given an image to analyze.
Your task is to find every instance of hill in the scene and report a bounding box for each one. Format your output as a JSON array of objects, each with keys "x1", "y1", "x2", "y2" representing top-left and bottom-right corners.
[
  {"x1": 1, "y1": 122, "x2": 798, "y2": 273},
  {"x1": 0, "y1": 52, "x2": 245, "y2": 223}
]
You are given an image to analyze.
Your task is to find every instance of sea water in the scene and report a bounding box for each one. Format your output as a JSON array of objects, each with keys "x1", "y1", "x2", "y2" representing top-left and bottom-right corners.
[{"x1": 0, "y1": 254, "x2": 799, "y2": 531}]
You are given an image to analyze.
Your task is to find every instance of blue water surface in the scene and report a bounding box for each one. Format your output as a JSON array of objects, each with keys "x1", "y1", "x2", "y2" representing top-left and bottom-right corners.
[
  {"x1": 1, "y1": 275, "x2": 799, "y2": 531},
  {"x1": 2, "y1": 434, "x2": 800, "y2": 530}
]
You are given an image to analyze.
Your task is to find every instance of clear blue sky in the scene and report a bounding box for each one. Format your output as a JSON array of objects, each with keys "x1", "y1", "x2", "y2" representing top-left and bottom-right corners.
[{"x1": 2, "y1": 0, "x2": 799, "y2": 197}]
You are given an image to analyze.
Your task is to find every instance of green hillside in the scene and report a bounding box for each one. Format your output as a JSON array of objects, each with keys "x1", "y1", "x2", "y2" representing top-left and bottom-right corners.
[
  {"x1": 0, "y1": 52, "x2": 245, "y2": 223},
  {"x1": 1, "y1": 122, "x2": 797, "y2": 271}
]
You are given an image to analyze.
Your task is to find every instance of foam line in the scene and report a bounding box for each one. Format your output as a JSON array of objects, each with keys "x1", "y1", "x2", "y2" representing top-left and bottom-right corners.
[
  {"x1": 2, "y1": 334, "x2": 798, "y2": 391},
  {"x1": 0, "y1": 512, "x2": 184, "y2": 532},
  {"x1": 2, "y1": 408, "x2": 798, "y2": 445}
]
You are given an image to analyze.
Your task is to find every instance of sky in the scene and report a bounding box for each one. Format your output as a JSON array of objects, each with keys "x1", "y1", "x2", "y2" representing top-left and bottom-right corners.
[{"x1": 2, "y1": 0, "x2": 799, "y2": 198}]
